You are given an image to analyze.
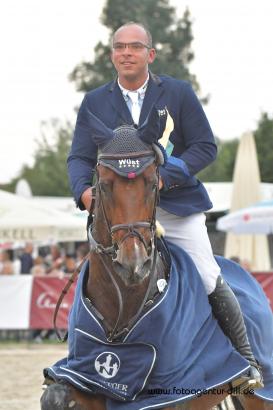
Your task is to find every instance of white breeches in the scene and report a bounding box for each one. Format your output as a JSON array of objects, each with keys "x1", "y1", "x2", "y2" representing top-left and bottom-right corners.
[{"x1": 156, "y1": 208, "x2": 221, "y2": 295}]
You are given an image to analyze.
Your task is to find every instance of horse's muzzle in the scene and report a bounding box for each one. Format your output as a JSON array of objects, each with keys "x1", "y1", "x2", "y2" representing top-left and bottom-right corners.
[{"x1": 112, "y1": 244, "x2": 152, "y2": 285}]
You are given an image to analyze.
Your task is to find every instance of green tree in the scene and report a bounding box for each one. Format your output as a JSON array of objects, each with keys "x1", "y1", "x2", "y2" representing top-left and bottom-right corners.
[
  {"x1": 70, "y1": 0, "x2": 201, "y2": 95},
  {"x1": 2, "y1": 120, "x2": 73, "y2": 196},
  {"x1": 255, "y1": 112, "x2": 273, "y2": 182},
  {"x1": 2, "y1": 0, "x2": 203, "y2": 195},
  {"x1": 198, "y1": 112, "x2": 273, "y2": 183},
  {"x1": 198, "y1": 138, "x2": 239, "y2": 182}
]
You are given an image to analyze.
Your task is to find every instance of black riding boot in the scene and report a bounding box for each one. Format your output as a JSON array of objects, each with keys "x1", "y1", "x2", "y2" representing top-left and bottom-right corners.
[{"x1": 208, "y1": 275, "x2": 263, "y2": 391}]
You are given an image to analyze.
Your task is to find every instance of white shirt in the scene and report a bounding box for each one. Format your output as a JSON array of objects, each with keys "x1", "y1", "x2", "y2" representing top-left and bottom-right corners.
[{"x1": 118, "y1": 75, "x2": 149, "y2": 125}]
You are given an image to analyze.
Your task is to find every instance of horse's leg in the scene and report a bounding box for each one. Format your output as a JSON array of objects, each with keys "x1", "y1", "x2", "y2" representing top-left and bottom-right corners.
[
  {"x1": 40, "y1": 382, "x2": 106, "y2": 410},
  {"x1": 188, "y1": 392, "x2": 229, "y2": 410},
  {"x1": 237, "y1": 394, "x2": 273, "y2": 410},
  {"x1": 230, "y1": 396, "x2": 244, "y2": 409}
]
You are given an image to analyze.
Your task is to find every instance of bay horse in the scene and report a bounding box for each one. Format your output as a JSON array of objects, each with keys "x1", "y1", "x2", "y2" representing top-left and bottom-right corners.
[{"x1": 41, "y1": 110, "x2": 273, "y2": 410}]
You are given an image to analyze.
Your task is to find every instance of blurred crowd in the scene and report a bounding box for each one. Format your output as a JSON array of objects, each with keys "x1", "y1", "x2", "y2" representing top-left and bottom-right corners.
[
  {"x1": 0, "y1": 242, "x2": 253, "y2": 277},
  {"x1": 0, "y1": 242, "x2": 89, "y2": 277}
]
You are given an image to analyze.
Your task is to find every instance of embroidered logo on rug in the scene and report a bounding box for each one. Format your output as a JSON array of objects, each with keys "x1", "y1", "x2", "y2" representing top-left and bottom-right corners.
[{"x1": 94, "y1": 352, "x2": 120, "y2": 379}]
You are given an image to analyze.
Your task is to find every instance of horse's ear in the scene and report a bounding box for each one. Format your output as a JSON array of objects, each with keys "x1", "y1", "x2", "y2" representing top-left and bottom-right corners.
[
  {"x1": 137, "y1": 105, "x2": 163, "y2": 144},
  {"x1": 83, "y1": 107, "x2": 114, "y2": 146}
]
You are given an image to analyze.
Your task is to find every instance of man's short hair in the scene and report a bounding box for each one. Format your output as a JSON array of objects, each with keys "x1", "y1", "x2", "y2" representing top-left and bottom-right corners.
[{"x1": 112, "y1": 22, "x2": 153, "y2": 48}]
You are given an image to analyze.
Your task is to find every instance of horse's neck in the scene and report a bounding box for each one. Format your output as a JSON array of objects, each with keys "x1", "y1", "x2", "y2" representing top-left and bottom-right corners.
[{"x1": 87, "y1": 205, "x2": 168, "y2": 333}]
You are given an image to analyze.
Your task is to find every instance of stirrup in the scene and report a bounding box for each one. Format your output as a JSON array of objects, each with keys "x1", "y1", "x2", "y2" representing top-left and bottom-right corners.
[{"x1": 230, "y1": 365, "x2": 264, "y2": 395}]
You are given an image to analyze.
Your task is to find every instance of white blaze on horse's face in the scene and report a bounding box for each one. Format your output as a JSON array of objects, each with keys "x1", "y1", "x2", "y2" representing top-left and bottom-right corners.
[{"x1": 97, "y1": 164, "x2": 158, "y2": 285}]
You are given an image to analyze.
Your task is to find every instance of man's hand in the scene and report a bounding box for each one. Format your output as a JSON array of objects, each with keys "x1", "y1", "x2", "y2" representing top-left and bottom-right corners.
[
  {"x1": 81, "y1": 187, "x2": 93, "y2": 212},
  {"x1": 159, "y1": 177, "x2": 164, "y2": 191}
]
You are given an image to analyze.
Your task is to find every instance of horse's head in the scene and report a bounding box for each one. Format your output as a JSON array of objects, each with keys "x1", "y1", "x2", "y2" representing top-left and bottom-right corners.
[
  {"x1": 87, "y1": 107, "x2": 166, "y2": 286},
  {"x1": 96, "y1": 127, "x2": 162, "y2": 285}
]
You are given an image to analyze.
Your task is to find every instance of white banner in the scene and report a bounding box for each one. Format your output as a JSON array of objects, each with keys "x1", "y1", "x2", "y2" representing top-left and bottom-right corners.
[
  {"x1": 0, "y1": 274, "x2": 272, "y2": 330},
  {"x1": 0, "y1": 276, "x2": 33, "y2": 328}
]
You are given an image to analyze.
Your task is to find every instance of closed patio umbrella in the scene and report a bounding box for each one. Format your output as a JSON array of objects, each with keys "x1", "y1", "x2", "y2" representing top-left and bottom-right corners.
[{"x1": 222, "y1": 132, "x2": 271, "y2": 271}]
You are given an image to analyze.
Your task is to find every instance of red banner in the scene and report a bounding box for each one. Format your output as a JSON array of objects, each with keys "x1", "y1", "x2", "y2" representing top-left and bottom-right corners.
[
  {"x1": 252, "y1": 273, "x2": 273, "y2": 311},
  {"x1": 24, "y1": 273, "x2": 273, "y2": 330},
  {"x1": 29, "y1": 277, "x2": 76, "y2": 329}
]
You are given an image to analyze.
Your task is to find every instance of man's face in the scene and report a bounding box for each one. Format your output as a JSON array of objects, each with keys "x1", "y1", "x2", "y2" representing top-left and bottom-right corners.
[{"x1": 111, "y1": 24, "x2": 156, "y2": 87}]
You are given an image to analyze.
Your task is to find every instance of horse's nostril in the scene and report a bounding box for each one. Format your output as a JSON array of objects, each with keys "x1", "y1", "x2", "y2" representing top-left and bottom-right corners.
[
  {"x1": 138, "y1": 259, "x2": 152, "y2": 279},
  {"x1": 143, "y1": 258, "x2": 152, "y2": 272},
  {"x1": 112, "y1": 256, "x2": 151, "y2": 285},
  {"x1": 112, "y1": 248, "x2": 120, "y2": 264},
  {"x1": 113, "y1": 259, "x2": 123, "y2": 271}
]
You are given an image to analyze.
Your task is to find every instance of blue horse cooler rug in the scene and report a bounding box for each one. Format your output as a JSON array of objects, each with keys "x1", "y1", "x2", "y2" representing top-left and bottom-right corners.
[{"x1": 45, "y1": 242, "x2": 273, "y2": 409}]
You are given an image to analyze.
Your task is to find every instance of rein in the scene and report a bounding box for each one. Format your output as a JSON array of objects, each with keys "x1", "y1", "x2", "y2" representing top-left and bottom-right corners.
[
  {"x1": 53, "y1": 254, "x2": 89, "y2": 342},
  {"x1": 92, "y1": 240, "x2": 158, "y2": 342},
  {"x1": 53, "y1": 186, "x2": 97, "y2": 342},
  {"x1": 107, "y1": 238, "x2": 158, "y2": 341}
]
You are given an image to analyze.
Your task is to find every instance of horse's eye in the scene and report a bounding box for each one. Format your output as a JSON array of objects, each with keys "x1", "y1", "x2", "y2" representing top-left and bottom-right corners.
[
  {"x1": 99, "y1": 182, "x2": 112, "y2": 193},
  {"x1": 152, "y1": 183, "x2": 158, "y2": 191}
]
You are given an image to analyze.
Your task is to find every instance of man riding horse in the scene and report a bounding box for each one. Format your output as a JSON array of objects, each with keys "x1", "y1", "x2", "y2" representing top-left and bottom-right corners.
[{"x1": 67, "y1": 21, "x2": 262, "y2": 389}]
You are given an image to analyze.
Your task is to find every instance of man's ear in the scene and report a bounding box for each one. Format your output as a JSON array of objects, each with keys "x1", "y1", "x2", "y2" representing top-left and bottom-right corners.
[{"x1": 148, "y1": 48, "x2": 156, "y2": 64}]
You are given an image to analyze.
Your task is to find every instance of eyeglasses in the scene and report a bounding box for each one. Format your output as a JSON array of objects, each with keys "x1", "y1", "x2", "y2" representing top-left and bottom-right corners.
[{"x1": 112, "y1": 42, "x2": 151, "y2": 52}]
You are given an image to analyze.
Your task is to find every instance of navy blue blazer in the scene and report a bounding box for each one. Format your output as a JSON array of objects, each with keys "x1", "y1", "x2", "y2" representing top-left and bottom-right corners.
[{"x1": 67, "y1": 73, "x2": 217, "y2": 216}]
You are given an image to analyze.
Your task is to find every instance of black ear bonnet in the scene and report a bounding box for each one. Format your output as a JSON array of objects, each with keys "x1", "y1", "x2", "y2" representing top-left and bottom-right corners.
[
  {"x1": 84, "y1": 104, "x2": 167, "y2": 178},
  {"x1": 98, "y1": 125, "x2": 157, "y2": 178}
]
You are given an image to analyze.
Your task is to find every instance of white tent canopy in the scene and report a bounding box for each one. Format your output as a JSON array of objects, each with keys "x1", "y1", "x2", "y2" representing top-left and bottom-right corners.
[{"x1": 0, "y1": 189, "x2": 86, "y2": 242}]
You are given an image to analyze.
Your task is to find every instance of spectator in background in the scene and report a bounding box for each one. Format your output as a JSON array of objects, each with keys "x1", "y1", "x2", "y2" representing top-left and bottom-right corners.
[
  {"x1": 45, "y1": 245, "x2": 64, "y2": 276},
  {"x1": 0, "y1": 251, "x2": 4, "y2": 273},
  {"x1": 76, "y1": 243, "x2": 89, "y2": 265},
  {"x1": 63, "y1": 253, "x2": 76, "y2": 274},
  {"x1": 31, "y1": 256, "x2": 47, "y2": 276},
  {"x1": 0, "y1": 250, "x2": 14, "y2": 275},
  {"x1": 230, "y1": 256, "x2": 252, "y2": 272},
  {"x1": 230, "y1": 256, "x2": 241, "y2": 264},
  {"x1": 241, "y1": 259, "x2": 252, "y2": 272},
  {"x1": 20, "y1": 242, "x2": 34, "y2": 274}
]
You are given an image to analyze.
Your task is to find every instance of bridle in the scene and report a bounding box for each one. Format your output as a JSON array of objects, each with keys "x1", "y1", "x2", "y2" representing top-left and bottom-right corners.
[
  {"x1": 88, "y1": 177, "x2": 158, "y2": 260},
  {"x1": 87, "y1": 150, "x2": 161, "y2": 341},
  {"x1": 54, "y1": 133, "x2": 166, "y2": 342}
]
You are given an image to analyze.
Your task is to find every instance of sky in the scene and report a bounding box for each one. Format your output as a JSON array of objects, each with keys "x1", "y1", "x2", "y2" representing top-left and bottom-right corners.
[{"x1": 0, "y1": 0, "x2": 272, "y2": 183}]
